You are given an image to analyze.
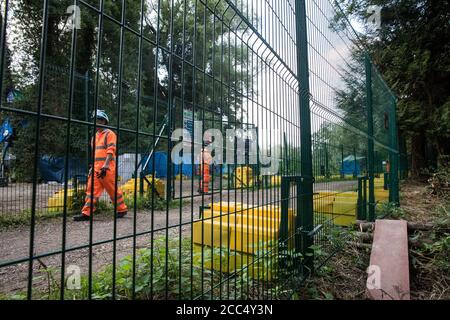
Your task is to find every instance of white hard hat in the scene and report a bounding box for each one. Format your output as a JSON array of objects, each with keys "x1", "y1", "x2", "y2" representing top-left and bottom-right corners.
[{"x1": 93, "y1": 109, "x2": 109, "y2": 124}]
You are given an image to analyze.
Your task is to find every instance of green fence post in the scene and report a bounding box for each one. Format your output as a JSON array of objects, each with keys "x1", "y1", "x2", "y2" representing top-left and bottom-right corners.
[
  {"x1": 325, "y1": 142, "x2": 330, "y2": 179},
  {"x1": 280, "y1": 178, "x2": 290, "y2": 250},
  {"x1": 365, "y1": 55, "x2": 376, "y2": 222},
  {"x1": 363, "y1": 176, "x2": 368, "y2": 219},
  {"x1": 357, "y1": 177, "x2": 365, "y2": 220},
  {"x1": 295, "y1": 0, "x2": 314, "y2": 275},
  {"x1": 390, "y1": 97, "x2": 400, "y2": 205}
]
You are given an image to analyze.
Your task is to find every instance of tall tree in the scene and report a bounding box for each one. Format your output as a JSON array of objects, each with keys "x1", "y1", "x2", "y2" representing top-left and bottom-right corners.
[
  {"x1": 335, "y1": 0, "x2": 450, "y2": 175},
  {"x1": 2, "y1": 0, "x2": 253, "y2": 179}
]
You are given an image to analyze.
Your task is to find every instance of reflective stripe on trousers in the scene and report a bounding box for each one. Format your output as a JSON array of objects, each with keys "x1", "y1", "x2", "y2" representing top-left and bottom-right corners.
[{"x1": 82, "y1": 169, "x2": 128, "y2": 216}]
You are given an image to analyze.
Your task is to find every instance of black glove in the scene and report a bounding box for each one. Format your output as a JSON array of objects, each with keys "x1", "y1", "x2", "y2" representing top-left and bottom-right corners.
[{"x1": 96, "y1": 167, "x2": 109, "y2": 179}]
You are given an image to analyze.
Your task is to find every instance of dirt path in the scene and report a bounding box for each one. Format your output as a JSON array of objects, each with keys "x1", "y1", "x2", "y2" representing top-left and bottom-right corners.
[{"x1": 0, "y1": 180, "x2": 358, "y2": 295}]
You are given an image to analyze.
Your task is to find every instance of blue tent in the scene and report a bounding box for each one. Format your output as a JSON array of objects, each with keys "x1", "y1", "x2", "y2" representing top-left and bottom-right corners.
[
  {"x1": 340, "y1": 155, "x2": 364, "y2": 176},
  {"x1": 141, "y1": 152, "x2": 169, "y2": 178},
  {"x1": 39, "y1": 156, "x2": 88, "y2": 183}
]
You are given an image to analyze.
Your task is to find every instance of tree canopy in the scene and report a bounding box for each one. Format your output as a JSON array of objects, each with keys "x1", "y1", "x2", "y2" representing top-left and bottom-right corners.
[
  {"x1": 1, "y1": 0, "x2": 252, "y2": 179},
  {"x1": 335, "y1": 0, "x2": 450, "y2": 174}
]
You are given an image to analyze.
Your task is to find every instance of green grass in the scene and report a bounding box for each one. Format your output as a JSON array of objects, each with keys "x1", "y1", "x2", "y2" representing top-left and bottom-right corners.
[{"x1": 1, "y1": 237, "x2": 264, "y2": 300}]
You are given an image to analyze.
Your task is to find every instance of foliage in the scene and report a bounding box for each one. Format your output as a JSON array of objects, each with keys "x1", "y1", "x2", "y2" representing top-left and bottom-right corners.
[
  {"x1": 297, "y1": 227, "x2": 370, "y2": 300},
  {"x1": 3, "y1": 237, "x2": 269, "y2": 300},
  {"x1": 427, "y1": 156, "x2": 450, "y2": 199},
  {"x1": 2, "y1": 0, "x2": 252, "y2": 181},
  {"x1": 376, "y1": 201, "x2": 406, "y2": 219},
  {"x1": 334, "y1": 0, "x2": 450, "y2": 173}
]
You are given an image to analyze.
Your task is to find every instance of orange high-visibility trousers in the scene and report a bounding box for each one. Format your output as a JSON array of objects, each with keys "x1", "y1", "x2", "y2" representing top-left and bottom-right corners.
[
  {"x1": 199, "y1": 164, "x2": 211, "y2": 193},
  {"x1": 82, "y1": 169, "x2": 128, "y2": 217}
]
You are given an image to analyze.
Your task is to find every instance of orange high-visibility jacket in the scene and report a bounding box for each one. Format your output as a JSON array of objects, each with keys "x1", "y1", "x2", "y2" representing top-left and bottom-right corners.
[{"x1": 92, "y1": 129, "x2": 117, "y2": 171}]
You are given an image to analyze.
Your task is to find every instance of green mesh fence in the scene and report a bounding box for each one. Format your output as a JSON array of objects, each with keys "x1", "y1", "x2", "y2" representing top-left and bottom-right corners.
[{"x1": 0, "y1": 0, "x2": 401, "y2": 300}]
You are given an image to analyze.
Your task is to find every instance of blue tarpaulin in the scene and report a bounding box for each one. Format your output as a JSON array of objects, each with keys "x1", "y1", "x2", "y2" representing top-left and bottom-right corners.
[
  {"x1": 143, "y1": 152, "x2": 197, "y2": 178},
  {"x1": 141, "y1": 152, "x2": 169, "y2": 178},
  {"x1": 39, "y1": 156, "x2": 87, "y2": 183},
  {"x1": 340, "y1": 155, "x2": 364, "y2": 176}
]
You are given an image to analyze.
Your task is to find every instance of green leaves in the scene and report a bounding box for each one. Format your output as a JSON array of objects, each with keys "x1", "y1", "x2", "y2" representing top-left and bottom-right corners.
[{"x1": 336, "y1": 0, "x2": 450, "y2": 170}]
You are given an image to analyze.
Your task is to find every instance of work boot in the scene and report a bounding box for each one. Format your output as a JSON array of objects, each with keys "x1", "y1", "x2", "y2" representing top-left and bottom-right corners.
[
  {"x1": 117, "y1": 211, "x2": 128, "y2": 219},
  {"x1": 73, "y1": 214, "x2": 90, "y2": 222}
]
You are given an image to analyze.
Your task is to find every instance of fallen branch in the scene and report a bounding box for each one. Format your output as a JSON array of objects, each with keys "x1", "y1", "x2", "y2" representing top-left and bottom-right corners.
[
  {"x1": 353, "y1": 231, "x2": 434, "y2": 248},
  {"x1": 355, "y1": 220, "x2": 448, "y2": 233},
  {"x1": 348, "y1": 241, "x2": 372, "y2": 250}
]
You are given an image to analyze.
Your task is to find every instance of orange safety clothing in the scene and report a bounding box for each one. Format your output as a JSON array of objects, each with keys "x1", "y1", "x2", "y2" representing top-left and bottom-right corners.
[
  {"x1": 82, "y1": 129, "x2": 127, "y2": 217},
  {"x1": 199, "y1": 148, "x2": 213, "y2": 193},
  {"x1": 92, "y1": 129, "x2": 117, "y2": 172}
]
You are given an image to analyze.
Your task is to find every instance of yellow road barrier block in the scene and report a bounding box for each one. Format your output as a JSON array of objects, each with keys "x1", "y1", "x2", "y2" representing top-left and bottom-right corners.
[
  {"x1": 193, "y1": 202, "x2": 294, "y2": 279},
  {"x1": 374, "y1": 189, "x2": 389, "y2": 202},
  {"x1": 234, "y1": 166, "x2": 254, "y2": 188},
  {"x1": 332, "y1": 201, "x2": 357, "y2": 216},
  {"x1": 313, "y1": 191, "x2": 358, "y2": 226},
  {"x1": 238, "y1": 213, "x2": 294, "y2": 232},
  {"x1": 321, "y1": 212, "x2": 357, "y2": 226},
  {"x1": 122, "y1": 176, "x2": 166, "y2": 198},
  {"x1": 200, "y1": 209, "x2": 239, "y2": 227},
  {"x1": 271, "y1": 176, "x2": 282, "y2": 186},
  {"x1": 193, "y1": 219, "x2": 235, "y2": 248},
  {"x1": 230, "y1": 223, "x2": 279, "y2": 255},
  {"x1": 47, "y1": 189, "x2": 76, "y2": 213},
  {"x1": 210, "y1": 202, "x2": 248, "y2": 214},
  {"x1": 192, "y1": 245, "x2": 276, "y2": 280}
]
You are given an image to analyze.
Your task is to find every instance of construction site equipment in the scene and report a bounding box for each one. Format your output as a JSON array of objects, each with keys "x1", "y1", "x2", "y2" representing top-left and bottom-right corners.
[
  {"x1": 233, "y1": 166, "x2": 254, "y2": 188},
  {"x1": 123, "y1": 175, "x2": 166, "y2": 199},
  {"x1": 137, "y1": 113, "x2": 170, "y2": 199},
  {"x1": 314, "y1": 177, "x2": 389, "y2": 226},
  {"x1": 193, "y1": 202, "x2": 296, "y2": 279},
  {"x1": 47, "y1": 188, "x2": 77, "y2": 213}
]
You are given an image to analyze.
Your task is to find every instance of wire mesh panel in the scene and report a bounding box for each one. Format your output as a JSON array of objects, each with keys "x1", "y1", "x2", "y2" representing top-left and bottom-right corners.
[
  {"x1": 0, "y1": 0, "x2": 400, "y2": 300},
  {"x1": 304, "y1": 0, "x2": 400, "y2": 263},
  {"x1": 305, "y1": 0, "x2": 370, "y2": 263}
]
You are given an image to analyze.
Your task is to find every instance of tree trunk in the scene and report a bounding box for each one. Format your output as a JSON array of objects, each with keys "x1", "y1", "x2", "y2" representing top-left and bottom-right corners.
[{"x1": 410, "y1": 133, "x2": 427, "y2": 177}]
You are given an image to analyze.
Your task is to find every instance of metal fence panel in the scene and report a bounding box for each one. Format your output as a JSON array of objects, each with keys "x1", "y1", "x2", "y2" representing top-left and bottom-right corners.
[{"x1": 0, "y1": 0, "x2": 400, "y2": 300}]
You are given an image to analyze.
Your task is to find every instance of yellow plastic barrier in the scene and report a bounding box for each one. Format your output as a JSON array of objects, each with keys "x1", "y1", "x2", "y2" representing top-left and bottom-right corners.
[
  {"x1": 234, "y1": 166, "x2": 254, "y2": 188},
  {"x1": 192, "y1": 245, "x2": 275, "y2": 280},
  {"x1": 313, "y1": 191, "x2": 358, "y2": 226},
  {"x1": 47, "y1": 188, "x2": 76, "y2": 213},
  {"x1": 193, "y1": 219, "x2": 234, "y2": 248},
  {"x1": 193, "y1": 202, "x2": 295, "y2": 279},
  {"x1": 271, "y1": 176, "x2": 282, "y2": 187},
  {"x1": 121, "y1": 176, "x2": 166, "y2": 199},
  {"x1": 313, "y1": 185, "x2": 391, "y2": 226}
]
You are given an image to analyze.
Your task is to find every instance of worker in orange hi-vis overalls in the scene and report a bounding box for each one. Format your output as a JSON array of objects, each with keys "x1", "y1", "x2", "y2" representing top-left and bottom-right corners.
[
  {"x1": 198, "y1": 139, "x2": 213, "y2": 194},
  {"x1": 73, "y1": 110, "x2": 128, "y2": 222}
]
